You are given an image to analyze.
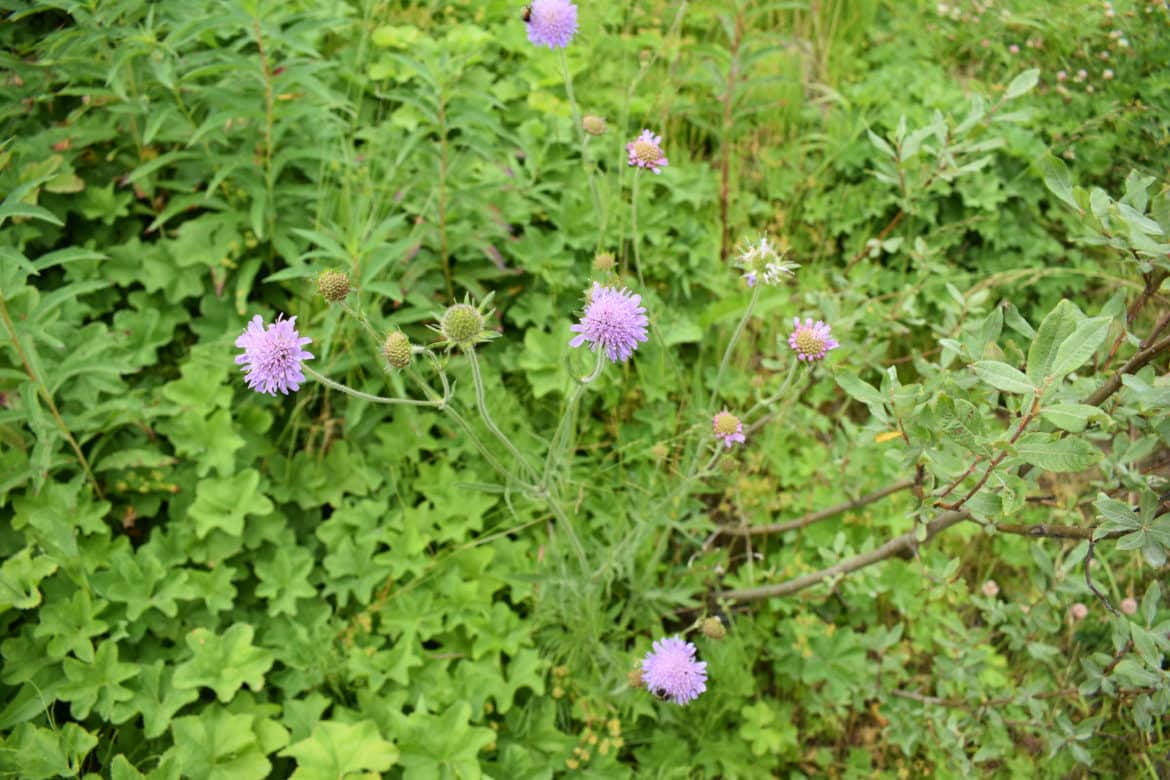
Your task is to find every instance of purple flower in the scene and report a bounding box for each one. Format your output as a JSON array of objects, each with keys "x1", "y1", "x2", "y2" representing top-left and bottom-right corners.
[
  {"x1": 525, "y1": 0, "x2": 578, "y2": 49},
  {"x1": 627, "y1": 129, "x2": 668, "y2": 174},
  {"x1": 235, "y1": 314, "x2": 313, "y2": 395},
  {"x1": 712, "y1": 410, "x2": 745, "y2": 448},
  {"x1": 569, "y1": 283, "x2": 649, "y2": 363},
  {"x1": 641, "y1": 636, "x2": 707, "y2": 705},
  {"x1": 788, "y1": 317, "x2": 839, "y2": 362}
]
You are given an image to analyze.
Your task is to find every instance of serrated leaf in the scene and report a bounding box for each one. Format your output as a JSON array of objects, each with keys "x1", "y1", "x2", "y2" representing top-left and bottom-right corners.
[
  {"x1": 0, "y1": 547, "x2": 58, "y2": 614},
  {"x1": 972, "y1": 360, "x2": 1034, "y2": 394},
  {"x1": 282, "y1": 720, "x2": 399, "y2": 780},
  {"x1": 188, "y1": 470, "x2": 274, "y2": 539},
  {"x1": 1014, "y1": 434, "x2": 1100, "y2": 472},
  {"x1": 58, "y1": 641, "x2": 137, "y2": 719},
  {"x1": 173, "y1": 624, "x2": 274, "y2": 702},
  {"x1": 167, "y1": 708, "x2": 270, "y2": 780}
]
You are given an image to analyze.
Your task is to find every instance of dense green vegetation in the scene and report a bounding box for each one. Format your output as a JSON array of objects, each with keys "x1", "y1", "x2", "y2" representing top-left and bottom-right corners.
[{"x1": 1, "y1": 0, "x2": 1168, "y2": 777}]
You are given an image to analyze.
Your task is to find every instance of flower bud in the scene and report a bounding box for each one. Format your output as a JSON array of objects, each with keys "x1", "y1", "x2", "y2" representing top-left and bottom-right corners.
[
  {"x1": 317, "y1": 270, "x2": 350, "y2": 303},
  {"x1": 1070, "y1": 602, "x2": 1089, "y2": 621},
  {"x1": 1120, "y1": 597, "x2": 1138, "y2": 615},
  {"x1": 440, "y1": 303, "x2": 485, "y2": 348},
  {"x1": 627, "y1": 667, "x2": 645, "y2": 688},
  {"x1": 701, "y1": 616, "x2": 726, "y2": 639},
  {"x1": 583, "y1": 115, "x2": 607, "y2": 136},
  {"x1": 981, "y1": 580, "x2": 999, "y2": 598},
  {"x1": 382, "y1": 331, "x2": 412, "y2": 369},
  {"x1": 592, "y1": 252, "x2": 616, "y2": 273}
]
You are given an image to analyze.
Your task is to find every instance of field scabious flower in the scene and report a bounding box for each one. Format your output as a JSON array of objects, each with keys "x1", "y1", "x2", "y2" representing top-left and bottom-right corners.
[
  {"x1": 712, "y1": 410, "x2": 745, "y2": 448},
  {"x1": 569, "y1": 283, "x2": 649, "y2": 362},
  {"x1": 641, "y1": 636, "x2": 707, "y2": 705},
  {"x1": 626, "y1": 130, "x2": 668, "y2": 174},
  {"x1": 788, "y1": 318, "x2": 839, "y2": 362},
  {"x1": 235, "y1": 314, "x2": 313, "y2": 395},
  {"x1": 525, "y1": 0, "x2": 578, "y2": 49}
]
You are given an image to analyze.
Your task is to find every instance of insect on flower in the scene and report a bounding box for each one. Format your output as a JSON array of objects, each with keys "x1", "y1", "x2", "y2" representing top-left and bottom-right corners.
[{"x1": 521, "y1": 4, "x2": 532, "y2": 22}]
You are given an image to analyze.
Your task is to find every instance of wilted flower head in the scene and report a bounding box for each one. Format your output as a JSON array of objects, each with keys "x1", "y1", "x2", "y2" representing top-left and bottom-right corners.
[
  {"x1": 235, "y1": 314, "x2": 313, "y2": 395},
  {"x1": 592, "y1": 251, "x2": 616, "y2": 274},
  {"x1": 569, "y1": 283, "x2": 649, "y2": 363},
  {"x1": 641, "y1": 636, "x2": 707, "y2": 705},
  {"x1": 700, "y1": 616, "x2": 726, "y2": 640},
  {"x1": 735, "y1": 234, "x2": 798, "y2": 287},
  {"x1": 788, "y1": 318, "x2": 839, "y2": 362},
  {"x1": 583, "y1": 115, "x2": 607, "y2": 136},
  {"x1": 712, "y1": 409, "x2": 746, "y2": 448},
  {"x1": 627, "y1": 129, "x2": 668, "y2": 174},
  {"x1": 524, "y1": 0, "x2": 578, "y2": 49}
]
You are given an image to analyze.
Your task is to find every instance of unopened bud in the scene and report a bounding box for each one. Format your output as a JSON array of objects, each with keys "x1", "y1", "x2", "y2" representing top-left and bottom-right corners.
[
  {"x1": 592, "y1": 252, "x2": 616, "y2": 273},
  {"x1": 583, "y1": 115, "x2": 607, "y2": 136},
  {"x1": 701, "y1": 616, "x2": 726, "y2": 639},
  {"x1": 627, "y1": 667, "x2": 644, "y2": 688},
  {"x1": 382, "y1": 331, "x2": 413, "y2": 369},
  {"x1": 440, "y1": 303, "x2": 485, "y2": 348},
  {"x1": 317, "y1": 270, "x2": 350, "y2": 303}
]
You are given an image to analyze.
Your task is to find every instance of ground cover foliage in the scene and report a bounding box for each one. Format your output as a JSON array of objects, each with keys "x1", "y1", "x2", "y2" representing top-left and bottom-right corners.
[{"x1": 1, "y1": 0, "x2": 1169, "y2": 776}]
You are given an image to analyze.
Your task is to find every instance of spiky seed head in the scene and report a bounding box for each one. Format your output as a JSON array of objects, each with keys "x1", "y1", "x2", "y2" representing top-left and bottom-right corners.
[
  {"x1": 440, "y1": 303, "x2": 485, "y2": 348},
  {"x1": 382, "y1": 331, "x2": 412, "y2": 369},
  {"x1": 317, "y1": 270, "x2": 350, "y2": 303},
  {"x1": 583, "y1": 115, "x2": 607, "y2": 136}
]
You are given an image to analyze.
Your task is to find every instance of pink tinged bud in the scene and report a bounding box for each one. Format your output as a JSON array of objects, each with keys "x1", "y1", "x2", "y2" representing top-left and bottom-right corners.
[
  {"x1": 1070, "y1": 603, "x2": 1089, "y2": 621},
  {"x1": 1120, "y1": 597, "x2": 1138, "y2": 615},
  {"x1": 1009, "y1": 44, "x2": 1020, "y2": 54},
  {"x1": 1057, "y1": 70, "x2": 1067, "y2": 81},
  {"x1": 981, "y1": 580, "x2": 999, "y2": 598}
]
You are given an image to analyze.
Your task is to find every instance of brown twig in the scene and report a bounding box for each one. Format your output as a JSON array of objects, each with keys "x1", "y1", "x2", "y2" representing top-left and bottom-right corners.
[
  {"x1": 937, "y1": 393, "x2": 1042, "y2": 511},
  {"x1": 1103, "y1": 269, "x2": 1169, "y2": 367},
  {"x1": 1081, "y1": 334, "x2": 1170, "y2": 407},
  {"x1": 717, "y1": 478, "x2": 916, "y2": 537},
  {"x1": 718, "y1": 510, "x2": 970, "y2": 602}
]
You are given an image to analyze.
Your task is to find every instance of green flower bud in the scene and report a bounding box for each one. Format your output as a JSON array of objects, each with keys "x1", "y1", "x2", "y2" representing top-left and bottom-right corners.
[
  {"x1": 440, "y1": 303, "x2": 485, "y2": 348},
  {"x1": 317, "y1": 270, "x2": 350, "y2": 303},
  {"x1": 382, "y1": 331, "x2": 412, "y2": 369}
]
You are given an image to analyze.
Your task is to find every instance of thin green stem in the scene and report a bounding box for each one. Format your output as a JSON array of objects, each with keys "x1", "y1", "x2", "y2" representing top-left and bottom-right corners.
[
  {"x1": 559, "y1": 49, "x2": 605, "y2": 248},
  {"x1": 631, "y1": 173, "x2": 646, "y2": 292},
  {"x1": 544, "y1": 489, "x2": 589, "y2": 572},
  {"x1": 543, "y1": 350, "x2": 606, "y2": 484},
  {"x1": 708, "y1": 283, "x2": 762, "y2": 412},
  {"x1": 744, "y1": 359, "x2": 799, "y2": 422},
  {"x1": 465, "y1": 348, "x2": 540, "y2": 482},
  {"x1": 304, "y1": 365, "x2": 442, "y2": 407}
]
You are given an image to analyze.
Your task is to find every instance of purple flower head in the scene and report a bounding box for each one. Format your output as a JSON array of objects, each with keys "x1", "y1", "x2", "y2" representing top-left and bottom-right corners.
[
  {"x1": 712, "y1": 410, "x2": 745, "y2": 448},
  {"x1": 525, "y1": 0, "x2": 578, "y2": 49},
  {"x1": 788, "y1": 317, "x2": 839, "y2": 362},
  {"x1": 627, "y1": 129, "x2": 668, "y2": 174},
  {"x1": 569, "y1": 283, "x2": 649, "y2": 363},
  {"x1": 235, "y1": 314, "x2": 313, "y2": 395},
  {"x1": 641, "y1": 636, "x2": 707, "y2": 705}
]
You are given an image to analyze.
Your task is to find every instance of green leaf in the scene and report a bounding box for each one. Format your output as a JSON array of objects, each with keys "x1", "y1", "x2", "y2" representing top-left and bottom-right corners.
[
  {"x1": 1094, "y1": 494, "x2": 1141, "y2": 537},
  {"x1": 173, "y1": 624, "x2": 275, "y2": 702},
  {"x1": 167, "y1": 708, "x2": 271, "y2": 780},
  {"x1": 1050, "y1": 316, "x2": 1112, "y2": 378},
  {"x1": 835, "y1": 372, "x2": 887, "y2": 407},
  {"x1": 281, "y1": 720, "x2": 399, "y2": 780},
  {"x1": 254, "y1": 546, "x2": 317, "y2": 617},
  {"x1": 972, "y1": 360, "x2": 1034, "y2": 394},
  {"x1": 0, "y1": 722, "x2": 97, "y2": 780},
  {"x1": 188, "y1": 470, "x2": 275, "y2": 539},
  {"x1": 1014, "y1": 434, "x2": 1100, "y2": 472},
  {"x1": 1027, "y1": 300, "x2": 1082, "y2": 385},
  {"x1": 397, "y1": 703, "x2": 494, "y2": 779},
  {"x1": 59, "y1": 640, "x2": 137, "y2": 719},
  {"x1": 1040, "y1": 403, "x2": 1107, "y2": 433},
  {"x1": 0, "y1": 547, "x2": 58, "y2": 615},
  {"x1": 1004, "y1": 68, "x2": 1040, "y2": 100},
  {"x1": 118, "y1": 661, "x2": 200, "y2": 739},
  {"x1": 32, "y1": 589, "x2": 108, "y2": 662}
]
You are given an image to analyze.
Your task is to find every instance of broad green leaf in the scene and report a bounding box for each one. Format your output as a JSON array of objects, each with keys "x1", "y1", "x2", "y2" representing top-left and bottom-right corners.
[
  {"x1": 1004, "y1": 68, "x2": 1040, "y2": 100},
  {"x1": 1050, "y1": 316, "x2": 1111, "y2": 378},
  {"x1": 167, "y1": 708, "x2": 270, "y2": 780},
  {"x1": 1040, "y1": 403, "x2": 1107, "y2": 433},
  {"x1": 396, "y1": 702, "x2": 493, "y2": 779},
  {"x1": 835, "y1": 372, "x2": 887, "y2": 407},
  {"x1": 254, "y1": 546, "x2": 317, "y2": 617},
  {"x1": 1014, "y1": 434, "x2": 1100, "y2": 473},
  {"x1": 282, "y1": 720, "x2": 399, "y2": 780},
  {"x1": 972, "y1": 360, "x2": 1034, "y2": 394},
  {"x1": 1027, "y1": 300, "x2": 1082, "y2": 385},
  {"x1": 173, "y1": 624, "x2": 275, "y2": 702},
  {"x1": 59, "y1": 641, "x2": 137, "y2": 719},
  {"x1": 32, "y1": 589, "x2": 108, "y2": 662},
  {"x1": 188, "y1": 470, "x2": 274, "y2": 539},
  {"x1": 0, "y1": 722, "x2": 97, "y2": 780},
  {"x1": 0, "y1": 547, "x2": 58, "y2": 615}
]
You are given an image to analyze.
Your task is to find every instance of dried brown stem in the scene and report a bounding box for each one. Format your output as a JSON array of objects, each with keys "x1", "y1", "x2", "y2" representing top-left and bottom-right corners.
[{"x1": 718, "y1": 478, "x2": 916, "y2": 537}]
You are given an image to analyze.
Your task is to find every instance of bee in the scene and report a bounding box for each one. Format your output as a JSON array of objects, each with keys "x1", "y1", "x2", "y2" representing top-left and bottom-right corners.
[{"x1": 521, "y1": 4, "x2": 533, "y2": 22}]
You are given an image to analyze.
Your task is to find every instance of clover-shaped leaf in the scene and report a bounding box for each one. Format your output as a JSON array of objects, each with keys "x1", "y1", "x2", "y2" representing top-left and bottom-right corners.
[{"x1": 173, "y1": 624, "x2": 274, "y2": 702}]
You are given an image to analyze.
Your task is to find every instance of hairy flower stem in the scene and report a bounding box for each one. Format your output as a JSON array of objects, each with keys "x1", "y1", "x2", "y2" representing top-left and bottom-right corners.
[
  {"x1": 630, "y1": 173, "x2": 646, "y2": 291},
  {"x1": 406, "y1": 367, "x2": 531, "y2": 491},
  {"x1": 466, "y1": 348, "x2": 541, "y2": 483},
  {"x1": 708, "y1": 283, "x2": 762, "y2": 412},
  {"x1": 744, "y1": 359, "x2": 799, "y2": 423},
  {"x1": 304, "y1": 366, "x2": 443, "y2": 408},
  {"x1": 543, "y1": 349, "x2": 605, "y2": 485},
  {"x1": 0, "y1": 292, "x2": 103, "y2": 499},
  {"x1": 558, "y1": 49, "x2": 605, "y2": 248}
]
